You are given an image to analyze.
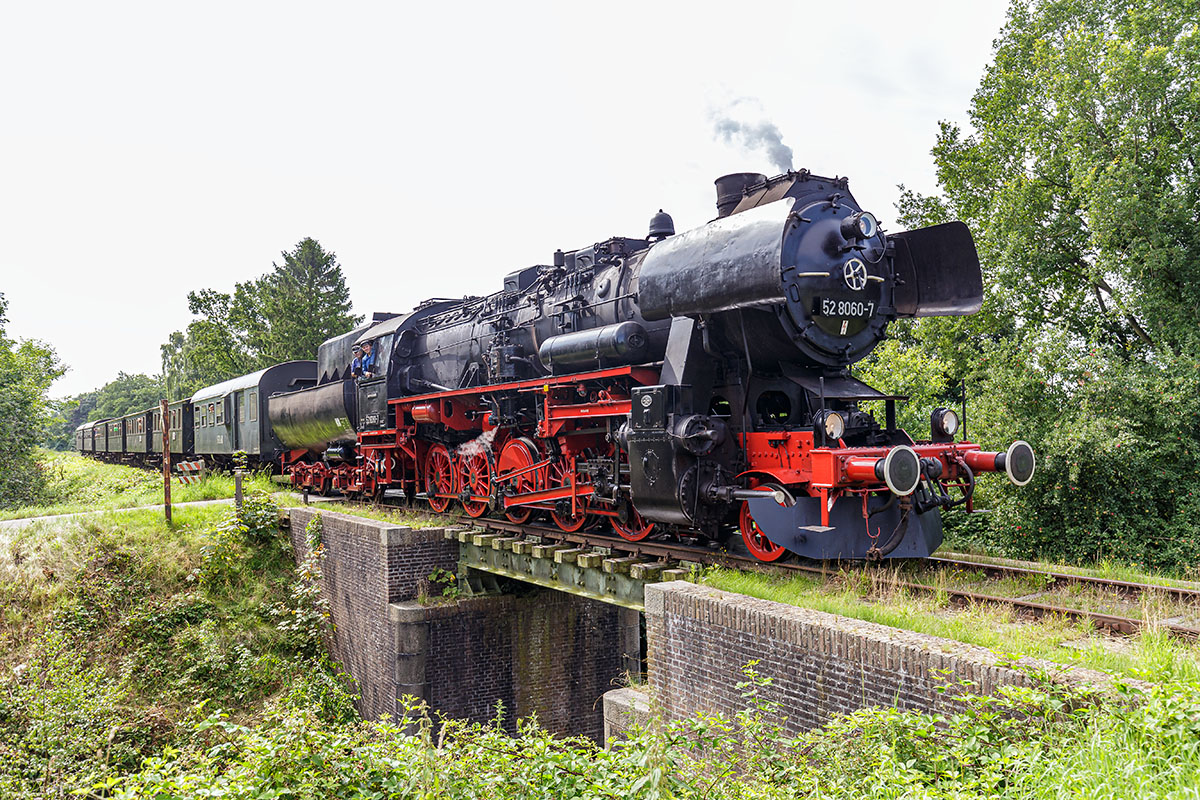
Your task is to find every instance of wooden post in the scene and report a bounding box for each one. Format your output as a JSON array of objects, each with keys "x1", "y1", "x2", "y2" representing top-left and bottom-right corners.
[
  {"x1": 235, "y1": 470, "x2": 244, "y2": 513},
  {"x1": 161, "y1": 399, "x2": 172, "y2": 525}
]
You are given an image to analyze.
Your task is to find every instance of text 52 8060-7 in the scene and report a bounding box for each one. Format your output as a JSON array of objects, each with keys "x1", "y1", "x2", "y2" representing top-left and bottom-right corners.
[{"x1": 817, "y1": 298, "x2": 876, "y2": 318}]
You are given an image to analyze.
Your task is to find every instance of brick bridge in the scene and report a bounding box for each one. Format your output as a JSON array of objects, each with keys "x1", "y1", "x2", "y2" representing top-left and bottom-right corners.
[{"x1": 286, "y1": 507, "x2": 1121, "y2": 743}]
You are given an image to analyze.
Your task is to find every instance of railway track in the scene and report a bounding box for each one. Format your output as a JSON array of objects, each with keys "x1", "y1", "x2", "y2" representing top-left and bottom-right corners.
[
  {"x1": 457, "y1": 516, "x2": 1200, "y2": 641},
  {"x1": 322, "y1": 501, "x2": 1200, "y2": 641}
]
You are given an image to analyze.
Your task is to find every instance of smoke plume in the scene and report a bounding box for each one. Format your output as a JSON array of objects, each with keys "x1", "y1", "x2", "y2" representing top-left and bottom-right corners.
[{"x1": 712, "y1": 117, "x2": 794, "y2": 173}]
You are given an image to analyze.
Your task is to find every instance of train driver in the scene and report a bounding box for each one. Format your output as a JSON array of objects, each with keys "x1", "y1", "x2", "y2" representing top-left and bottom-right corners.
[
  {"x1": 350, "y1": 344, "x2": 363, "y2": 378},
  {"x1": 359, "y1": 340, "x2": 377, "y2": 380}
]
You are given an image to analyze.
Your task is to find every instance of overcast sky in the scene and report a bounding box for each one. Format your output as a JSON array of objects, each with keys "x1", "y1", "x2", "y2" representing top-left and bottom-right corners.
[{"x1": 1, "y1": 0, "x2": 1010, "y2": 398}]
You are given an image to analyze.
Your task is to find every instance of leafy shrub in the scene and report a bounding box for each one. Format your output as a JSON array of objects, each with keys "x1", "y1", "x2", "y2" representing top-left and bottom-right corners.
[
  {"x1": 197, "y1": 492, "x2": 280, "y2": 587},
  {"x1": 272, "y1": 513, "x2": 330, "y2": 654}
]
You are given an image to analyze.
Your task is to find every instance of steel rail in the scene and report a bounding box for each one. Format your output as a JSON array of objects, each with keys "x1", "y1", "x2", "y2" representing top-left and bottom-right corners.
[{"x1": 926, "y1": 555, "x2": 1200, "y2": 604}]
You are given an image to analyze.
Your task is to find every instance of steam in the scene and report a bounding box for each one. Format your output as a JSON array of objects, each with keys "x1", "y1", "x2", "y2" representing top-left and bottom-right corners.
[
  {"x1": 711, "y1": 115, "x2": 794, "y2": 173},
  {"x1": 455, "y1": 428, "x2": 498, "y2": 459}
]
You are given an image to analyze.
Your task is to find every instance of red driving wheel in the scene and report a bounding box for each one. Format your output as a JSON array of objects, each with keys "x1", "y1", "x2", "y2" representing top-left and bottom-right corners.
[
  {"x1": 459, "y1": 449, "x2": 492, "y2": 518},
  {"x1": 739, "y1": 483, "x2": 791, "y2": 562},
  {"x1": 497, "y1": 438, "x2": 540, "y2": 524},
  {"x1": 424, "y1": 444, "x2": 454, "y2": 514},
  {"x1": 613, "y1": 503, "x2": 655, "y2": 542},
  {"x1": 547, "y1": 458, "x2": 589, "y2": 533}
]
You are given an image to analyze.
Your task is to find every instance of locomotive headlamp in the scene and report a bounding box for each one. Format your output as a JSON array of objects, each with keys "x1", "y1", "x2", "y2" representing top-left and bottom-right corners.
[
  {"x1": 931, "y1": 407, "x2": 960, "y2": 441},
  {"x1": 841, "y1": 211, "x2": 879, "y2": 241},
  {"x1": 814, "y1": 410, "x2": 845, "y2": 441}
]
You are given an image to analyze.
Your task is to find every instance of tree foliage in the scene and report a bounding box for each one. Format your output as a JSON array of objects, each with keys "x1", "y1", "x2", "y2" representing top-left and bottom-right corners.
[
  {"x1": 42, "y1": 373, "x2": 165, "y2": 450},
  {"x1": 87, "y1": 372, "x2": 164, "y2": 421},
  {"x1": 0, "y1": 293, "x2": 64, "y2": 506},
  {"x1": 882, "y1": 0, "x2": 1200, "y2": 569},
  {"x1": 41, "y1": 391, "x2": 96, "y2": 451},
  {"x1": 161, "y1": 238, "x2": 360, "y2": 397}
]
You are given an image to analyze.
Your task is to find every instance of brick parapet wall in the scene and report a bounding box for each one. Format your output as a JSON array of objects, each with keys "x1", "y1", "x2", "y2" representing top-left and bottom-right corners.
[
  {"x1": 287, "y1": 507, "x2": 458, "y2": 720},
  {"x1": 643, "y1": 581, "x2": 1125, "y2": 736}
]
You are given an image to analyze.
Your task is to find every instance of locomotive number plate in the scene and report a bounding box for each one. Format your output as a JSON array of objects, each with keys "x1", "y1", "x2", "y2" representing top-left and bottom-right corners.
[{"x1": 814, "y1": 297, "x2": 876, "y2": 319}]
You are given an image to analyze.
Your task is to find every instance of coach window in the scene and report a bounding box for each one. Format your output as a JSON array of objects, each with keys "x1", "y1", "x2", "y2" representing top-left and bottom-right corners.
[
  {"x1": 215, "y1": 401, "x2": 223, "y2": 426},
  {"x1": 249, "y1": 391, "x2": 258, "y2": 422},
  {"x1": 208, "y1": 403, "x2": 216, "y2": 426},
  {"x1": 239, "y1": 396, "x2": 246, "y2": 424}
]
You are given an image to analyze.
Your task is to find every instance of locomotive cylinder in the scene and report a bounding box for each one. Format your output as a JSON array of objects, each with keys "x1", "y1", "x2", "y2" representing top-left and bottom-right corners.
[{"x1": 538, "y1": 321, "x2": 650, "y2": 371}]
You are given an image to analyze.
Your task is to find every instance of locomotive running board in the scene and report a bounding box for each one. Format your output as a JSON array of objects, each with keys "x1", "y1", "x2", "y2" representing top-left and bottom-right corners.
[{"x1": 747, "y1": 494, "x2": 943, "y2": 560}]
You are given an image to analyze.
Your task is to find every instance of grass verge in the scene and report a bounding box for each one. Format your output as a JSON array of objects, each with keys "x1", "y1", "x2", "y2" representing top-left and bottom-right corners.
[
  {"x1": 0, "y1": 495, "x2": 356, "y2": 797},
  {"x1": 0, "y1": 450, "x2": 278, "y2": 520},
  {"x1": 702, "y1": 567, "x2": 1200, "y2": 683}
]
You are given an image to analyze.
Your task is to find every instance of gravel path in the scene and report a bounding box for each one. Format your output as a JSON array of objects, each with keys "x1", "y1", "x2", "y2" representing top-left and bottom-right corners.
[{"x1": 0, "y1": 498, "x2": 235, "y2": 531}]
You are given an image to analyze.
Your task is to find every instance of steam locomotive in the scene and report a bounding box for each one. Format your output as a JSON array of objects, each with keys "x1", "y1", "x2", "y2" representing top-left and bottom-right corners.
[
  {"x1": 76, "y1": 168, "x2": 1035, "y2": 561},
  {"x1": 268, "y1": 169, "x2": 1034, "y2": 561}
]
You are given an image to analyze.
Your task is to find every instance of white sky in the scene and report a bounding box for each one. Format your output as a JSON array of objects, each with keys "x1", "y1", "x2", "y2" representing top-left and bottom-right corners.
[{"x1": 0, "y1": 0, "x2": 1009, "y2": 398}]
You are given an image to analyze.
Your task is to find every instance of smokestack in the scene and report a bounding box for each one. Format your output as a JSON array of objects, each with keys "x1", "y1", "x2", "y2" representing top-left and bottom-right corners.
[{"x1": 714, "y1": 173, "x2": 766, "y2": 218}]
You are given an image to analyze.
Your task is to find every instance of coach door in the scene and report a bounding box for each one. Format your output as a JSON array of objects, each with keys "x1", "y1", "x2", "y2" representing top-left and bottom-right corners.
[{"x1": 238, "y1": 389, "x2": 261, "y2": 455}]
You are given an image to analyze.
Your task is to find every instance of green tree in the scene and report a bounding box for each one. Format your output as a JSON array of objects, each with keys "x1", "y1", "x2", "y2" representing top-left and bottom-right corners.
[
  {"x1": 884, "y1": 0, "x2": 1200, "y2": 569},
  {"x1": 87, "y1": 372, "x2": 165, "y2": 420},
  {"x1": 0, "y1": 293, "x2": 65, "y2": 506},
  {"x1": 161, "y1": 238, "x2": 360, "y2": 394},
  {"x1": 243, "y1": 238, "x2": 360, "y2": 365},
  {"x1": 42, "y1": 390, "x2": 97, "y2": 451}
]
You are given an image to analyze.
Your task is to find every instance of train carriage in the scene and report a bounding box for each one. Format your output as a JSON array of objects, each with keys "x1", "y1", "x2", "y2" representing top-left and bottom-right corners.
[
  {"x1": 152, "y1": 399, "x2": 194, "y2": 458},
  {"x1": 190, "y1": 361, "x2": 317, "y2": 467},
  {"x1": 122, "y1": 408, "x2": 154, "y2": 458},
  {"x1": 104, "y1": 418, "x2": 125, "y2": 457},
  {"x1": 76, "y1": 420, "x2": 99, "y2": 454}
]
